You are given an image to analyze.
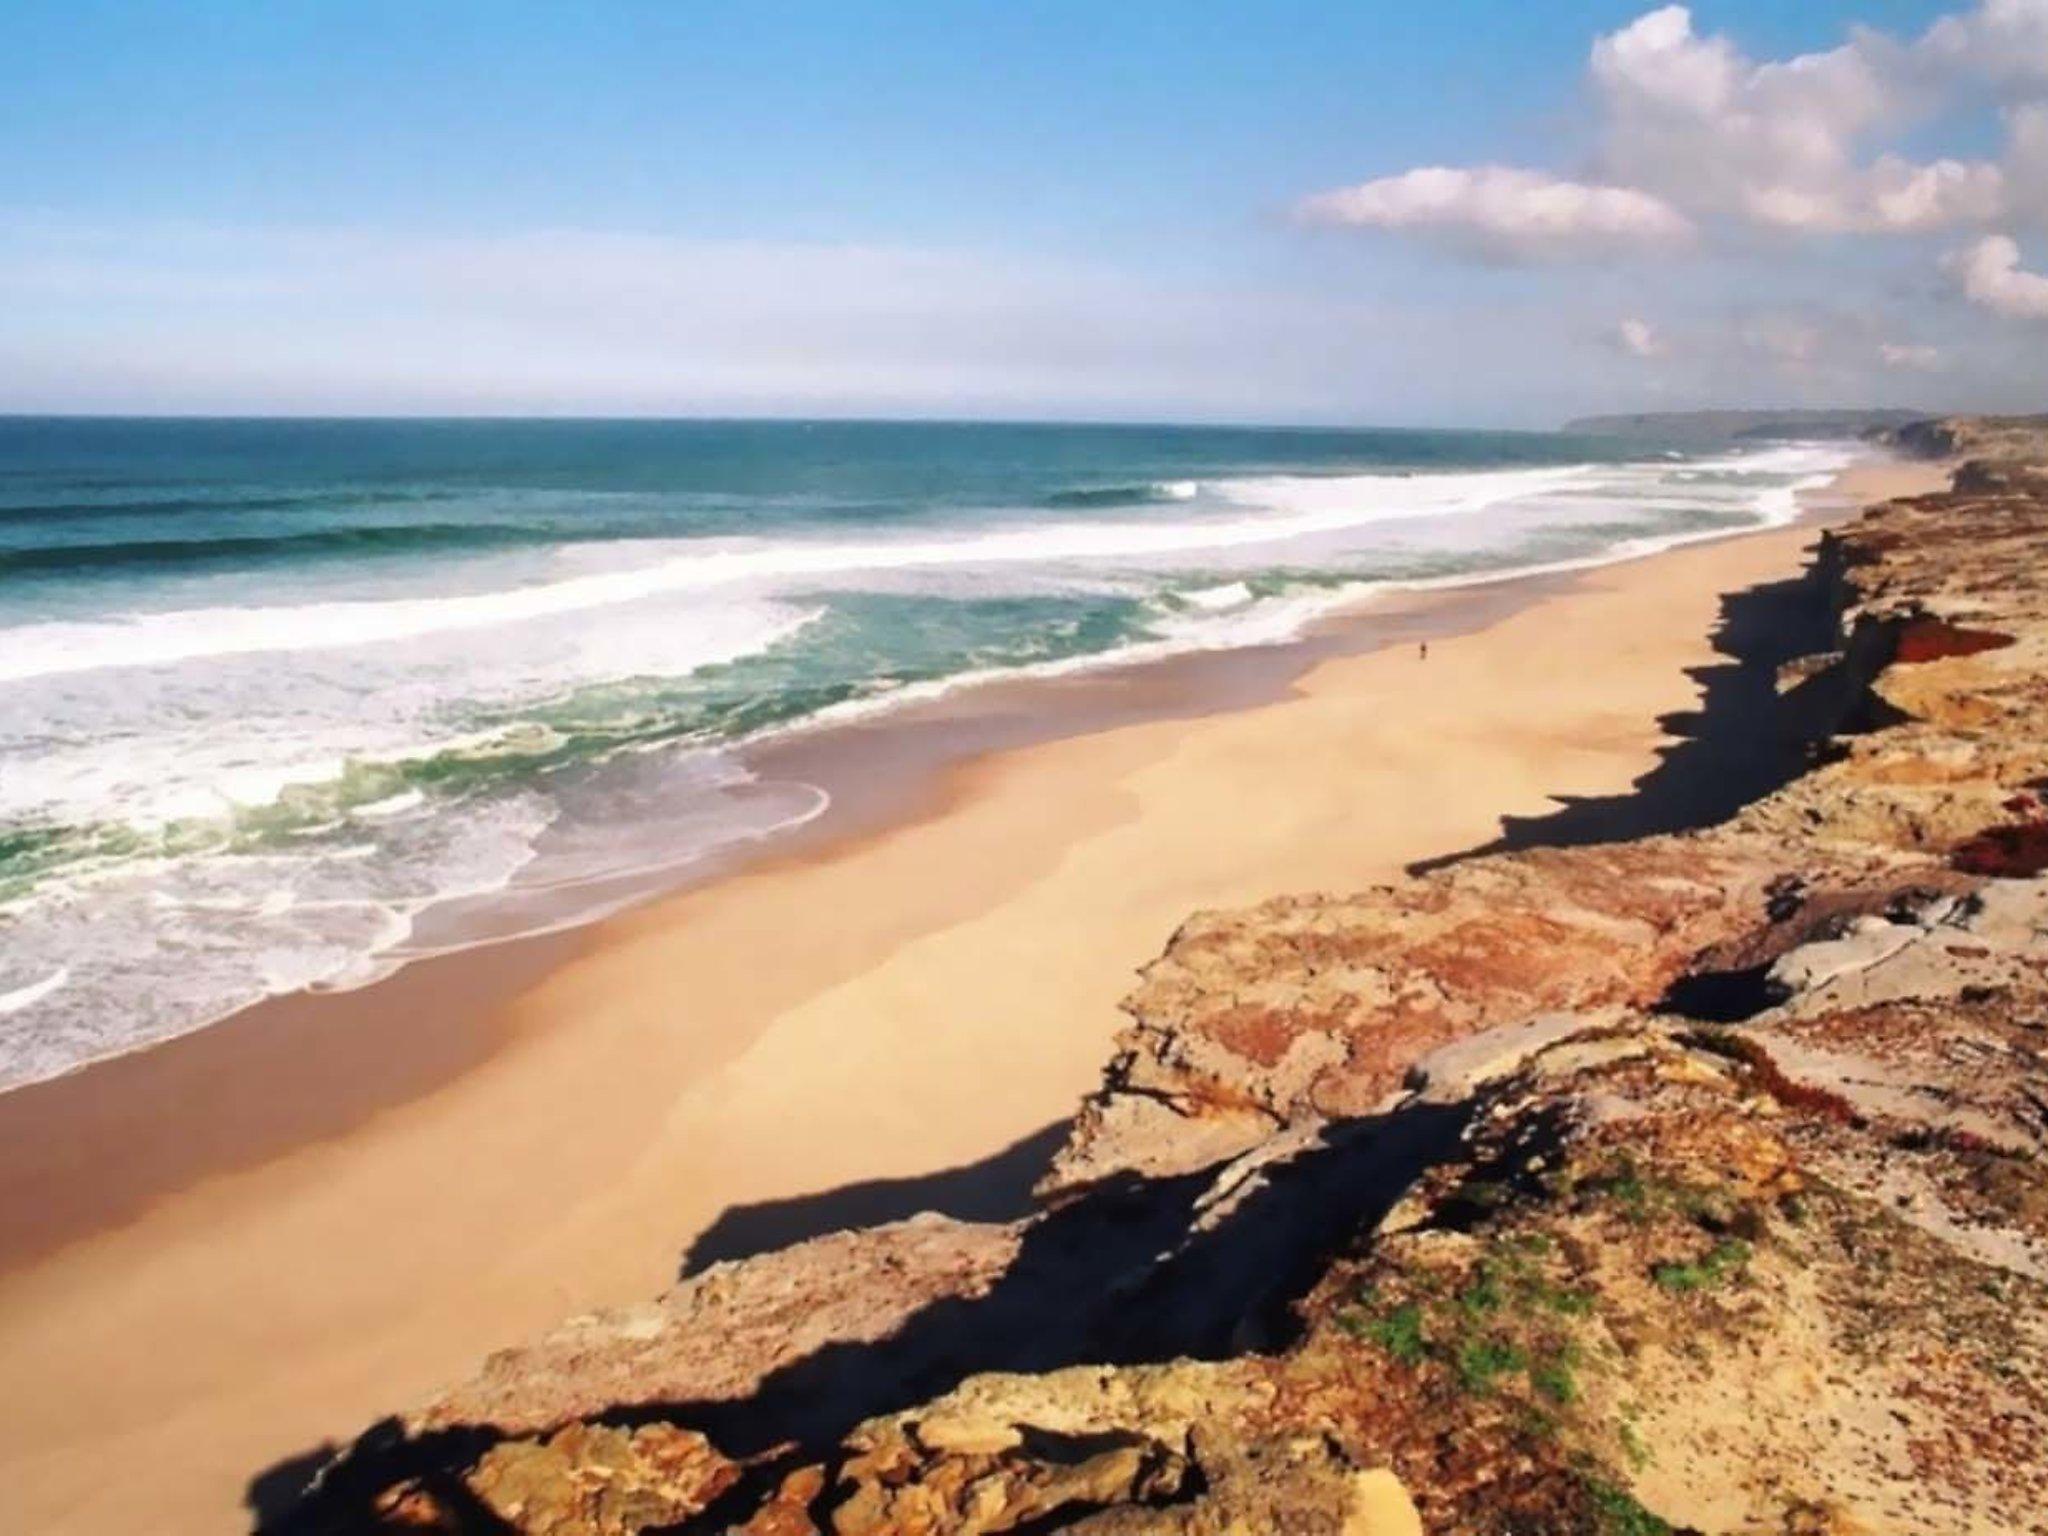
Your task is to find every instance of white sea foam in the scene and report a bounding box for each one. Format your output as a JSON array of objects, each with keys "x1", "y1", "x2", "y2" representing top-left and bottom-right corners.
[
  {"x1": 0, "y1": 599, "x2": 823, "y2": 828},
  {"x1": 743, "y1": 442, "x2": 1864, "y2": 739},
  {"x1": 0, "y1": 967, "x2": 68, "y2": 1015},
  {"x1": 352, "y1": 789, "x2": 427, "y2": 820},
  {"x1": 0, "y1": 466, "x2": 1589, "y2": 683},
  {"x1": 1180, "y1": 581, "x2": 1255, "y2": 611}
]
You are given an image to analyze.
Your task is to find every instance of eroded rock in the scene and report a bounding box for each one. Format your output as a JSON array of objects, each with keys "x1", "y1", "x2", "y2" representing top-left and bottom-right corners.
[{"x1": 276, "y1": 438, "x2": 2048, "y2": 1535}]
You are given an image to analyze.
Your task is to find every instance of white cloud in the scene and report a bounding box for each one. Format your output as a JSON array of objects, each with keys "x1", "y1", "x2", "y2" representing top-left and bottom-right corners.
[
  {"x1": 1295, "y1": 166, "x2": 1692, "y2": 259},
  {"x1": 1738, "y1": 155, "x2": 2005, "y2": 234},
  {"x1": 1302, "y1": 2, "x2": 2039, "y2": 265},
  {"x1": 1918, "y1": 0, "x2": 2048, "y2": 90},
  {"x1": 1944, "y1": 233, "x2": 2048, "y2": 317},
  {"x1": 1879, "y1": 341, "x2": 1943, "y2": 369},
  {"x1": 1610, "y1": 317, "x2": 1666, "y2": 357},
  {"x1": 2009, "y1": 102, "x2": 2048, "y2": 222},
  {"x1": 1590, "y1": 5, "x2": 2005, "y2": 234}
]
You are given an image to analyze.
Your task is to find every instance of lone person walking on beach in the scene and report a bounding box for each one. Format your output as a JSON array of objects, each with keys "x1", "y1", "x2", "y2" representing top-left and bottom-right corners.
[{"x1": 1419, "y1": 641, "x2": 1429, "y2": 661}]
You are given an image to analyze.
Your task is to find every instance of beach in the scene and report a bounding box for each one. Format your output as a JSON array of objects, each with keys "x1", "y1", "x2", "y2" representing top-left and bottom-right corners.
[{"x1": 0, "y1": 457, "x2": 1942, "y2": 1535}]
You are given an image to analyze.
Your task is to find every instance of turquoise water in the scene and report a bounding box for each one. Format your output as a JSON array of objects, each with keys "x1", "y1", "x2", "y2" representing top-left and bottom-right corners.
[{"x1": 0, "y1": 417, "x2": 1855, "y2": 1086}]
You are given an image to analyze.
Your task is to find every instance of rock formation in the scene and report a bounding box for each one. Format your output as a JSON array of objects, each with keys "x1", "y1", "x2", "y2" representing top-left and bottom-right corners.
[
  {"x1": 1881, "y1": 414, "x2": 2048, "y2": 465},
  {"x1": 269, "y1": 430, "x2": 2048, "y2": 1535}
]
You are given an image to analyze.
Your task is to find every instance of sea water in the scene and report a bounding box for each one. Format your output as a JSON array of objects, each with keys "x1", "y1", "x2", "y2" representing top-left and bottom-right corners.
[{"x1": 0, "y1": 417, "x2": 1856, "y2": 1087}]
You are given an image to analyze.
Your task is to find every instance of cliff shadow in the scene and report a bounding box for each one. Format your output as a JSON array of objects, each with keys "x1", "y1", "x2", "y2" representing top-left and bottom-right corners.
[
  {"x1": 251, "y1": 1100, "x2": 1468, "y2": 1533},
  {"x1": 615, "y1": 1098, "x2": 1469, "y2": 1509},
  {"x1": 1409, "y1": 551, "x2": 1842, "y2": 875},
  {"x1": 678, "y1": 1119, "x2": 1070, "y2": 1278}
]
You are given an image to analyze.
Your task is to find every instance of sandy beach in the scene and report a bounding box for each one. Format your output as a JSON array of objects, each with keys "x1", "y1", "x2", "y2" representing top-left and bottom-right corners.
[{"x1": 0, "y1": 458, "x2": 1944, "y2": 1535}]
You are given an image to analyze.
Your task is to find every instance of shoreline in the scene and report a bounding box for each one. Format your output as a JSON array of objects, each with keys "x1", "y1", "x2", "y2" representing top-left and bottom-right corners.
[
  {"x1": 0, "y1": 556, "x2": 1562, "y2": 1267},
  {"x1": 0, "y1": 456, "x2": 1944, "y2": 1536},
  {"x1": 0, "y1": 455, "x2": 1860, "y2": 1108}
]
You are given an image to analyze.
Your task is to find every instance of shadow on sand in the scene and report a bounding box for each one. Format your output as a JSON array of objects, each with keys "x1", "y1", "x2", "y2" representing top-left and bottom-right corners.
[
  {"x1": 249, "y1": 1101, "x2": 1468, "y2": 1532},
  {"x1": 678, "y1": 1120, "x2": 1071, "y2": 1278},
  {"x1": 1411, "y1": 550, "x2": 1844, "y2": 874}
]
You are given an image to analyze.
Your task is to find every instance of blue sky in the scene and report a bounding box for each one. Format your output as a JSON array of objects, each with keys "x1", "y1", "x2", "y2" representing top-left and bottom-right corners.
[{"x1": 1, "y1": 1, "x2": 2042, "y2": 423}]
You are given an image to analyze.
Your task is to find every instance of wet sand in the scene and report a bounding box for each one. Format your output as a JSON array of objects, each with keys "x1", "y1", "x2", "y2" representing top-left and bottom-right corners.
[{"x1": 0, "y1": 458, "x2": 1944, "y2": 1534}]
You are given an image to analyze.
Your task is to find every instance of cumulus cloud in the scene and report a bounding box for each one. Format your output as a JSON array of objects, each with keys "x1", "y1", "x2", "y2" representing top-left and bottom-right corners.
[
  {"x1": 1609, "y1": 317, "x2": 1666, "y2": 357},
  {"x1": 1295, "y1": 166, "x2": 1692, "y2": 259},
  {"x1": 1589, "y1": 5, "x2": 2005, "y2": 234},
  {"x1": 1919, "y1": 0, "x2": 2048, "y2": 91},
  {"x1": 1301, "y1": 2, "x2": 2043, "y2": 265},
  {"x1": 1944, "y1": 234, "x2": 2048, "y2": 318}
]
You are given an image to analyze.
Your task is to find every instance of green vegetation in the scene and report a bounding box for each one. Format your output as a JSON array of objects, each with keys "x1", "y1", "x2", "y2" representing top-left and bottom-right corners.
[
  {"x1": 1456, "y1": 1335, "x2": 1529, "y2": 1392},
  {"x1": 1337, "y1": 1232, "x2": 1596, "y2": 1406},
  {"x1": 1652, "y1": 1238, "x2": 1753, "y2": 1293},
  {"x1": 1617, "y1": 1416, "x2": 1652, "y2": 1471},
  {"x1": 1531, "y1": 1346, "x2": 1581, "y2": 1405},
  {"x1": 1603, "y1": 1165, "x2": 1652, "y2": 1220},
  {"x1": 1340, "y1": 1300, "x2": 1427, "y2": 1364},
  {"x1": 1585, "y1": 1156, "x2": 1739, "y2": 1229}
]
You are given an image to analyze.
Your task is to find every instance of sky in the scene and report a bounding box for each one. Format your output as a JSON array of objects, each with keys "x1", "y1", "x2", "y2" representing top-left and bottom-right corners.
[{"x1": 0, "y1": 0, "x2": 2044, "y2": 426}]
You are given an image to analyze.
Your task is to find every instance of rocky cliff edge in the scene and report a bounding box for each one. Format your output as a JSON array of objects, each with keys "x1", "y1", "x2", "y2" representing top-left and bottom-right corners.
[{"x1": 271, "y1": 435, "x2": 2048, "y2": 1536}]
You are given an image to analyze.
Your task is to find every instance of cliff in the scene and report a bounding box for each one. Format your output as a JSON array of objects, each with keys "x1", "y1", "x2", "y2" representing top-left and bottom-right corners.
[
  {"x1": 1881, "y1": 415, "x2": 2048, "y2": 464},
  {"x1": 274, "y1": 434, "x2": 2048, "y2": 1536}
]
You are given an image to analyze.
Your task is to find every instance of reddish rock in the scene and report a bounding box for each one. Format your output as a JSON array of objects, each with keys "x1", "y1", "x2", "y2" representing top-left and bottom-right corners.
[
  {"x1": 1952, "y1": 820, "x2": 2048, "y2": 876},
  {"x1": 1893, "y1": 616, "x2": 2015, "y2": 664}
]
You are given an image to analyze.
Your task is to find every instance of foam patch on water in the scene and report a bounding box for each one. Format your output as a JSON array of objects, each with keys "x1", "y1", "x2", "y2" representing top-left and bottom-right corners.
[{"x1": 0, "y1": 465, "x2": 1597, "y2": 683}]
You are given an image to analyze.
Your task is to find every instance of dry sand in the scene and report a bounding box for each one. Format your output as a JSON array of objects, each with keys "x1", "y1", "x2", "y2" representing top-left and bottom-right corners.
[{"x1": 0, "y1": 459, "x2": 1944, "y2": 1534}]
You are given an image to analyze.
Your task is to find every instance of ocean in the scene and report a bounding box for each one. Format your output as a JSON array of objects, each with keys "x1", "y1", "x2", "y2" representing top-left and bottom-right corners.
[{"x1": 0, "y1": 417, "x2": 1857, "y2": 1089}]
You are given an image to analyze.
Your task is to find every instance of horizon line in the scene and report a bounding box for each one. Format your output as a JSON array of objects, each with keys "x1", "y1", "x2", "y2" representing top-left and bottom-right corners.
[{"x1": 0, "y1": 405, "x2": 1939, "y2": 434}]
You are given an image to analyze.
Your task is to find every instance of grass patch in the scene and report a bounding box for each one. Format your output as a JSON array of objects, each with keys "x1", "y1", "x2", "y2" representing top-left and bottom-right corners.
[
  {"x1": 1358, "y1": 1302, "x2": 1428, "y2": 1365},
  {"x1": 1456, "y1": 1265, "x2": 1505, "y2": 1319},
  {"x1": 1602, "y1": 1164, "x2": 1652, "y2": 1221},
  {"x1": 1531, "y1": 1353, "x2": 1580, "y2": 1405},
  {"x1": 1339, "y1": 1231, "x2": 1603, "y2": 1406},
  {"x1": 1456, "y1": 1336, "x2": 1529, "y2": 1393},
  {"x1": 1617, "y1": 1417, "x2": 1652, "y2": 1471},
  {"x1": 1651, "y1": 1238, "x2": 1752, "y2": 1293}
]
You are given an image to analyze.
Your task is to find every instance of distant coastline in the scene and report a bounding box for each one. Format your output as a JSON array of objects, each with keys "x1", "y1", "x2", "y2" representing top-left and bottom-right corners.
[{"x1": 1561, "y1": 406, "x2": 1926, "y2": 441}]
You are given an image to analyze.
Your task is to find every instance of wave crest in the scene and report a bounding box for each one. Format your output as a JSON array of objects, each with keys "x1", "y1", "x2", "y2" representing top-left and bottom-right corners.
[{"x1": 1041, "y1": 479, "x2": 1199, "y2": 509}]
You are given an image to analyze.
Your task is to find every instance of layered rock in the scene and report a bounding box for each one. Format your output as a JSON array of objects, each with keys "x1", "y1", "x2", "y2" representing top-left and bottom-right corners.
[
  {"x1": 415, "y1": 1214, "x2": 1021, "y2": 1438},
  {"x1": 1883, "y1": 414, "x2": 2048, "y2": 464},
  {"x1": 273, "y1": 436, "x2": 2048, "y2": 1536}
]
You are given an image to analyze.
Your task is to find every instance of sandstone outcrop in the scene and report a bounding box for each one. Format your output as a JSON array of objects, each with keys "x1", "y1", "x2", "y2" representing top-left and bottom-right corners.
[
  {"x1": 1883, "y1": 414, "x2": 2048, "y2": 464},
  {"x1": 414, "y1": 1214, "x2": 1021, "y2": 1438},
  {"x1": 270, "y1": 430, "x2": 2048, "y2": 1535}
]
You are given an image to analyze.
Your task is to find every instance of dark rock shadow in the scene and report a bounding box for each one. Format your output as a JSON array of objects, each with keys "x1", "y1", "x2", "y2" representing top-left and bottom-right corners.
[
  {"x1": 252, "y1": 1101, "x2": 1469, "y2": 1533},
  {"x1": 679, "y1": 1120, "x2": 1070, "y2": 1278},
  {"x1": 1410, "y1": 552, "x2": 1848, "y2": 875},
  {"x1": 246, "y1": 1445, "x2": 349, "y2": 1533},
  {"x1": 248, "y1": 1419, "x2": 514, "y2": 1534}
]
